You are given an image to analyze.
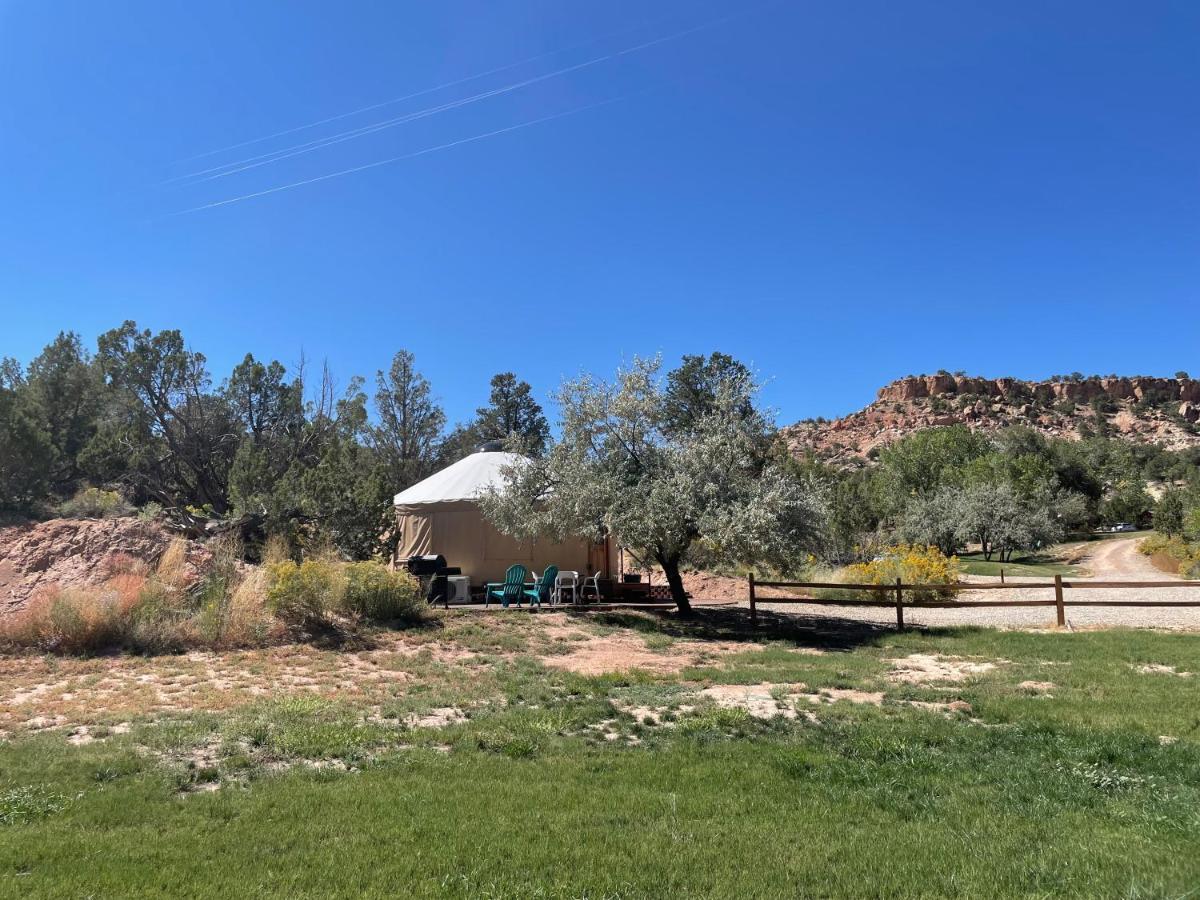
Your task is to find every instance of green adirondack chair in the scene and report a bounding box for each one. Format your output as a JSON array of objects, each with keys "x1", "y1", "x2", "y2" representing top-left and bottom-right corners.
[
  {"x1": 523, "y1": 565, "x2": 558, "y2": 608},
  {"x1": 485, "y1": 564, "x2": 527, "y2": 608}
]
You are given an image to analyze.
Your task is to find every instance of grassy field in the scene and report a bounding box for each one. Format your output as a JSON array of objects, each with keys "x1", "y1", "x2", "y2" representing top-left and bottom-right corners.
[
  {"x1": 1, "y1": 610, "x2": 1199, "y2": 898},
  {"x1": 956, "y1": 551, "x2": 1083, "y2": 577}
]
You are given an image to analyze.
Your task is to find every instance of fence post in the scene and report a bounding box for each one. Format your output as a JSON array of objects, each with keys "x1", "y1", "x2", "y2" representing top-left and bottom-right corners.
[
  {"x1": 894, "y1": 577, "x2": 904, "y2": 631},
  {"x1": 1000, "y1": 568, "x2": 1005, "y2": 585},
  {"x1": 748, "y1": 572, "x2": 757, "y2": 627},
  {"x1": 1054, "y1": 574, "x2": 1066, "y2": 627}
]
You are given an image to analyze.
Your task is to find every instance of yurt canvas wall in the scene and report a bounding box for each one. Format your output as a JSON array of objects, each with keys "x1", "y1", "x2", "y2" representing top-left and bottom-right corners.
[{"x1": 393, "y1": 451, "x2": 614, "y2": 585}]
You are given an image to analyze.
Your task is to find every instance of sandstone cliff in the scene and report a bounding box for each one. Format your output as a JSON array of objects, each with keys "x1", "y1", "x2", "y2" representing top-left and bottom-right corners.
[{"x1": 785, "y1": 374, "x2": 1200, "y2": 464}]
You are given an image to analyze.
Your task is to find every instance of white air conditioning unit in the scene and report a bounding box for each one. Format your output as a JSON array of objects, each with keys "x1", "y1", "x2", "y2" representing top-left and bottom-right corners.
[{"x1": 446, "y1": 576, "x2": 471, "y2": 605}]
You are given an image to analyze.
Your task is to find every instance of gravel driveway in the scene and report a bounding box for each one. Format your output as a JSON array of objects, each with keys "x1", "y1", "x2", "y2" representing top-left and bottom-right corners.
[{"x1": 748, "y1": 538, "x2": 1200, "y2": 631}]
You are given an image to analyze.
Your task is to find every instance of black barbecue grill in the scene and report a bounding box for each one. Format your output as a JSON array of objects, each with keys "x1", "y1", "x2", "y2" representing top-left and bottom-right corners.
[
  {"x1": 405, "y1": 554, "x2": 447, "y2": 577},
  {"x1": 405, "y1": 554, "x2": 462, "y2": 605}
]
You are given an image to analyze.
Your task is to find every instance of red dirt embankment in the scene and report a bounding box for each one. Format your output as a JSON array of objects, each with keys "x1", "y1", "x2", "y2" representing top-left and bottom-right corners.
[
  {"x1": 1148, "y1": 552, "x2": 1182, "y2": 575},
  {"x1": 0, "y1": 518, "x2": 212, "y2": 616}
]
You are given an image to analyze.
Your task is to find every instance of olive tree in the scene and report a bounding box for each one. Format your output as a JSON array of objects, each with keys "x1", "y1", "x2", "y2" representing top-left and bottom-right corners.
[
  {"x1": 479, "y1": 356, "x2": 824, "y2": 612},
  {"x1": 952, "y1": 480, "x2": 1070, "y2": 562},
  {"x1": 900, "y1": 486, "x2": 961, "y2": 557}
]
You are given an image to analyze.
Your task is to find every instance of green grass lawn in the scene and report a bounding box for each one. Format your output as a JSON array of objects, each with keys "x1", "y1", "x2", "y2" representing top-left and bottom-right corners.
[
  {"x1": 957, "y1": 530, "x2": 1157, "y2": 578},
  {"x1": 2, "y1": 615, "x2": 1199, "y2": 898},
  {"x1": 957, "y1": 552, "x2": 1083, "y2": 578}
]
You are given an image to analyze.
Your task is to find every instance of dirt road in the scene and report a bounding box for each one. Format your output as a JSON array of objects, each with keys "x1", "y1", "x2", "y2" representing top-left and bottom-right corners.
[
  {"x1": 1079, "y1": 536, "x2": 1173, "y2": 580},
  {"x1": 752, "y1": 537, "x2": 1200, "y2": 631}
]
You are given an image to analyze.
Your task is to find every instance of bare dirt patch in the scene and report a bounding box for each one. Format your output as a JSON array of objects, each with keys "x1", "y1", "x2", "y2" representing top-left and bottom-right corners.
[
  {"x1": 1019, "y1": 681, "x2": 1057, "y2": 692},
  {"x1": 540, "y1": 633, "x2": 760, "y2": 676},
  {"x1": 813, "y1": 687, "x2": 886, "y2": 706},
  {"x1": 1134, "y1": 663, "x2": 1194, "y2": 677},
  {"x1": 612, "y1": 702, "x2": 696, "y2": 726},
  {"x1": 699, "y1": 683, "x2": 815, "y2": 720},
  {"x1": 0, "y1": 635, "x2": 442, "y2": 735},
  {"x1": 697, "y1": 683, "x2": 896, "y2": 720},
  {"x1": 888, "y1": 654, "x2": 1003, "y2": 684},
  {"x1": 679, "y1": 571, "x2": 754, "y2": 603},
  {"x1": 402, "y1": 707, "x2": 467, "y2": 729}
]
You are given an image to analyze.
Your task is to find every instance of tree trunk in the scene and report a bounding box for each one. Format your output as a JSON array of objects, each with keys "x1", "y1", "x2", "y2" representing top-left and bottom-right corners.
[{"x1": 658, "y1": 554, "x2": 692, "y2": 614}]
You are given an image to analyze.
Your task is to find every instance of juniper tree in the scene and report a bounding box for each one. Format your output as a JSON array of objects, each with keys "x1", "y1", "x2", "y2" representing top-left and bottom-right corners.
[{"x1": 371, "y1": 350, "x2": 445, "y2": 490}]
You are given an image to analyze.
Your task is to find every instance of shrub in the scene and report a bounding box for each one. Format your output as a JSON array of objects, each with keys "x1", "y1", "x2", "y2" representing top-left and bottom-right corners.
[
  {"x1": 841, "y1": 544, "x2": 960, "y2": 601},
  {"x1": 225, "y1": 567, "x2": 278, "y2": 646},
  {"x1": 1139, "y1": 533, "x2": 1200, "y2": 578},
  {"x1": 262, "y1": 534, "x2": 293, "y2": 566},
  {"x1": 56, "y1": 487, "x2": 131, "y2": 519},
  {"x1": 266, "y1": 559, "x2": 344, "y2": 627},
  {"x1": 189, "y1": 534, "x2": 243, "y2": 644},
  {"x1": 340, "y1": 562, "x2": 424, "y2": 623},
  {"x1": 1, "y1": 587, "x2": 125, "y2": 654}
]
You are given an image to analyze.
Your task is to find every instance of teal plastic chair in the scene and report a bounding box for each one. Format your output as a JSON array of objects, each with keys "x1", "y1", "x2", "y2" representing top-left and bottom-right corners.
[
  {"x1": 523, "y1": 566, "x2": 558, "y2": 608},
  {"x1": 485, "y1": 565, "x2": 527, "y2": 608}
]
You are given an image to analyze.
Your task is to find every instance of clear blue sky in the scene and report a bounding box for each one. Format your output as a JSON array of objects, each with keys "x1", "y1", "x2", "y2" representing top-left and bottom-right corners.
[{"x1": 2, "y1": 1, "x2": 1197, "y2": 425}]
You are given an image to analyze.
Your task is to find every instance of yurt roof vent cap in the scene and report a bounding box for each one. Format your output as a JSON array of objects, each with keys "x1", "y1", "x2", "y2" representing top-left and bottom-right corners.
[{"x1": 476, "y1": 438, "x2": 506, "y2": 453}]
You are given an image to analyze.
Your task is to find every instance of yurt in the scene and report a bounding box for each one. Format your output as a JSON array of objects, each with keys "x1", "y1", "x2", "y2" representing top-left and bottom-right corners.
[{"x1": 392, "y1": 447, "x2": 614, "y2": 586}]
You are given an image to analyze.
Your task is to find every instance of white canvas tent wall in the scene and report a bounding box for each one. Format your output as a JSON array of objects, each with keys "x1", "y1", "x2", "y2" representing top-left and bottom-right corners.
[{"x1": 393, "y1": 450, "x2": 613, "y2": 586}]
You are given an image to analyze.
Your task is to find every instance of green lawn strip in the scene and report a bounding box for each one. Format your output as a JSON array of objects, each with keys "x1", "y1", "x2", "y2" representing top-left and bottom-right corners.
[{"x1": 957, "y1": 553, "x2": 1082, "y2": 577}]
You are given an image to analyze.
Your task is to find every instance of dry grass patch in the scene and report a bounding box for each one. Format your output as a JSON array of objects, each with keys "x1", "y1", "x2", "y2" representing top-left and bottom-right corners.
[
  {"x1": 1134, "y1": 663, "x2": 1193, "y2": 677},
  {"x1": 887, "y1": 653, "x2": 1004, "y2": 684},
  {"x1": 1019, "y1": 680, "x2": 1056, "y2": 692},
  {"x1": 0, "y1": 639, "x2": 426, "y2": 736},
  {"x1": 699, "y1": 683, "x2": 817, "y2": 720}
]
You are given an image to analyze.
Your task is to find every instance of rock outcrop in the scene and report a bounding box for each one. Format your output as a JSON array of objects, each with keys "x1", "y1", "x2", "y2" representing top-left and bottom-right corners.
[
  {"x1": 786, "y1": 373, "x2": 1200, "y2": 464},
  {"x1": 876, "y1": 374, "x2": 1198, "y2": 406},
  {"x1": 0, "y1": 517, "x2": 213, "y2": 616}
]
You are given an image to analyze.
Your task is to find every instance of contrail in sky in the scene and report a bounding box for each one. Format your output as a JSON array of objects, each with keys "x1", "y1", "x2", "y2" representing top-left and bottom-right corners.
[
  {"x1": 168, "y1": 51, "x2": 626, "y2": 185},
  {"x1": 165, "y1": 12, "x2": 740, "y2": 186},
  {"x1": 168, "y1": 94, "x2": 633, "y2": 216},
  {"x1": 169, "y1": 12, "x2": 686, "y2": 167}
]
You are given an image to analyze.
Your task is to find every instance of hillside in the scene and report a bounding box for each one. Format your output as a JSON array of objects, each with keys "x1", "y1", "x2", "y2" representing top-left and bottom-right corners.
[
  {"x1": 0, "y1": 517, "x2": 214, "y2": 616},
  {"x1": 784, "y1": 374, "x2": 1200, "y2": 464}
]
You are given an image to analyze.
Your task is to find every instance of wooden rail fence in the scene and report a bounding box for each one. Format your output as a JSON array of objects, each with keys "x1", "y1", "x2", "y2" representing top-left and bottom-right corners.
[{"x1": 746, "y1": 573, "x2": 1200, "y2": 630}]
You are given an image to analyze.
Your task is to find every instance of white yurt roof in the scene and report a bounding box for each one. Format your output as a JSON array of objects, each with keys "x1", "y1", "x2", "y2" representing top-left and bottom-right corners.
[{"x1": 393, "y1": 450, "x2": 525, "y2": 507}]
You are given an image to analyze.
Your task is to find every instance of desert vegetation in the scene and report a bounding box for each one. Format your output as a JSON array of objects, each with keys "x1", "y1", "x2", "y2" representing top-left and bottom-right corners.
[
  {"x1": 0, "y1": 326, "x2": 552, "y2": 559},
  {"x1": 795, "y1": 423, "x2": 1200, "y2": 568},
  {"x1": 0, "y1": 536, "x2": 424, "y2": 655},
  {"x1": 4, "y1": 326, "x2": 1200, "y2": 619}
]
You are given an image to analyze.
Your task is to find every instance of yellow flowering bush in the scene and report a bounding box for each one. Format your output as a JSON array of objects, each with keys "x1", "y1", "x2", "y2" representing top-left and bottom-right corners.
[{"x1": 841, "y1": 545, "x2": 961, "y2": 601}]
